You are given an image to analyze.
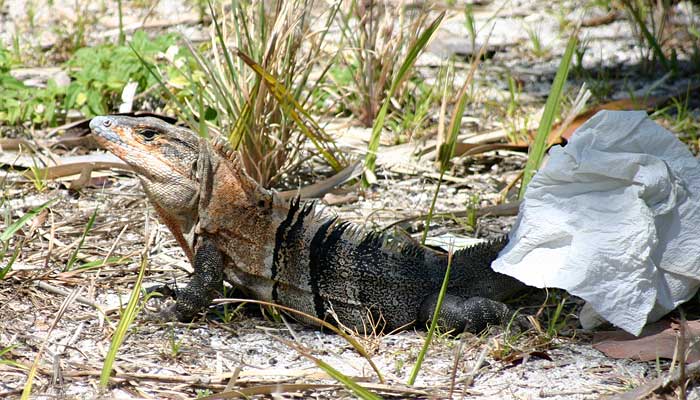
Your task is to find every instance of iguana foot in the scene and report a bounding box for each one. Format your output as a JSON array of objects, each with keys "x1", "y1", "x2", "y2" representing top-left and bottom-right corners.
[
  {"x1": 143, "y1": 302, "x2": 179, "y2": 322},
  {"x1": 418, "y1": 294, "x2": 527, "y2": 334},
  {"x1": 145, "y1": 284, "x2": 178, "y2": 299},
  {"x1": 143, "y1": 285, "x2": 202, "y2": 322}
]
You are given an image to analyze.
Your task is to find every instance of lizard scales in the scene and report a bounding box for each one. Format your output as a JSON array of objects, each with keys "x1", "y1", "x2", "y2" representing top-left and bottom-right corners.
[{"x1": 90, "y1": 115, "x2": 525, "y2": 333}]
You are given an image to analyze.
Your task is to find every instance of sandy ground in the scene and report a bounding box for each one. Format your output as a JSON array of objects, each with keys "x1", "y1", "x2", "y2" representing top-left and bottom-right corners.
[{"x1": 1, "y1": 0, "x2": 699, "y2": 398}]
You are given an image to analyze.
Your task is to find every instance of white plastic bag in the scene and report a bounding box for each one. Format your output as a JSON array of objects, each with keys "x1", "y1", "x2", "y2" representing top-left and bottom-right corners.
[{"x1": 493, "y1": 110, "x2": 700, "y2": 335}]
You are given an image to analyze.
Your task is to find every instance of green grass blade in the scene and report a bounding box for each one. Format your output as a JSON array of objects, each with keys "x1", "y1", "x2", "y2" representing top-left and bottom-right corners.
[
  {"x1": 275, "y1": 336, "x2": 383, "y2": 400},
  {"x1": 309, "y1": 355, "x2": 383, "y2": 400},
  {"x1": 0, "y1": 198, "x2": 56, "y2": 242},
  {"x1": 407, "y1": 248, "x2": 454, "y2": 385},
  {"x1": 624, "y1": 1, "x2": 669, "y2": 70},
  {"x1": 65, "y1": 206, "x2": 98, "y2": 272},
  {"x1": 363, "y1": 11, "x2": 445, "y2": 187},
  {"x1": 0, "y1": 245, "x2": 20, "y2": 279},
  {"x1": 76, "y1": 256, "x2": 130, "y2": 270},
  {"x1": 518, "y1": 33, "x2": 577, "y2": 198},
  {"x1": 235, "y1": 49, "x2": 344, "y2": 171},
  {"x1": 0, "y1": 345, "x2": 26, "y2": 370},
  {"x1": 99, "y1": 254, "x2": 148, "y2": 388},
  {"x1": 420, "y1": 65, "x2": 471, "y2": 245}
]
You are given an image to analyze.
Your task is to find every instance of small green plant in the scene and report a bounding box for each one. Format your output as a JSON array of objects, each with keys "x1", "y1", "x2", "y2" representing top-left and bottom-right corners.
[
  {"x1": 11, "y1": 34, "x2": 22, "y2": 64},
  {"x1": 26, "y1": 0, "x2": 36, "y2": 29},
  {"x1": 619, "y1": 0, "x2": 671, "y2": 71},
  {"x1": 464, "y1": 4, "x2": 477, "y2": 53},
  {"x1": 546, "y1": 295, "x2": 568, "y2": 338},
  {"x1": 65, "y1": 30, "x2": 182, "y2": 117},
  {"x1": 652, "y1": 92, "x2": 700, "y2": 151},
  {"x1": 212, "y1": 286, "x2": 246, "y2": 323},
  {"x1": 503, "y1": 73, "x2": 531, "y2": 143},
  {"x1": 572, "y1": 37, "x2": 590, "y2": 78},
  {"x1": 464, "y1": 194, "x2": 480, "y2": 232},
  {"x1": 167, "y1": 326, "x2": 184, "y2": 359},
  {"x1": 50, "y1": 0, "x2": 96, "y2": 59},
  {"x1": 27, "y1": 158, "x2": 49, "y2": 192},
  {"x1": 195, "y1": 389, "x2": 214, "y2": 398},
  {"x1": 385, "y1": 79, "x2": 436, "y2": 142},
  {"x1": 525, "y1": 25, "x2": 550, "y2": 58}
]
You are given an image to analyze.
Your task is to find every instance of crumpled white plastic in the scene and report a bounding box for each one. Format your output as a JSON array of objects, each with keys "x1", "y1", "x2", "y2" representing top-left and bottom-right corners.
[{"x1": 492, "y1": 110, "x2": 700, "y2": 336}]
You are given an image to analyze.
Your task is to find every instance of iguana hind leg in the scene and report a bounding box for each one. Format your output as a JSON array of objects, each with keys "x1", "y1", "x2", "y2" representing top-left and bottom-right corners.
[{"x1": 418, "y1": 293, "x2": 523, "y2": 334}]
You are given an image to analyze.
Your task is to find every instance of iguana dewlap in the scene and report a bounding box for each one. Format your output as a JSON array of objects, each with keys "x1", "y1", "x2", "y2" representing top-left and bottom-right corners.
[{"x1": 90, "y1": 115, "x2": 525, "y2": 333}]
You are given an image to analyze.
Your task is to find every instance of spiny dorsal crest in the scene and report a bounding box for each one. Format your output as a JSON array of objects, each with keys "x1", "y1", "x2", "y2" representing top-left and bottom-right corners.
[
  {"x1": 209, "y1": 133, "x2": 245, "y2": 172},
  {"x1": 210, "y1": 134, "x2": 236, "y2": 160}
]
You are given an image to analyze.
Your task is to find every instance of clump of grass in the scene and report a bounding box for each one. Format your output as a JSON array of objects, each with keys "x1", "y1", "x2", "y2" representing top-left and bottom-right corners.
[
  {"x1": 525, "y1": 25, "x2": 550, "y2": 58},
  {"x1": 333, "y1": 0, "x2": 434, "y2": 128},
  {"x1": 619, "y1": 0, "x2": 671, "y2": 71},
  {"x1": 362, "y1": 11, "x2": 445, "y2": 186},
  {"x1": 164, "y1": 0, "x2": 343, "y2": 187}
]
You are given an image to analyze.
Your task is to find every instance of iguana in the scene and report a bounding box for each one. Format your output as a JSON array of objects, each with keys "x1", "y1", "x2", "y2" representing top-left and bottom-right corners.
[{"x1": 89, "y1": 115, "x2": 526, "y2": 333}]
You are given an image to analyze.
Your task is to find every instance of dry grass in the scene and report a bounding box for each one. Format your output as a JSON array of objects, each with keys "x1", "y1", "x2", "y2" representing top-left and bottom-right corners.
[{"x1": 0, "y1": 162, "x2": 649, "y2": 399}]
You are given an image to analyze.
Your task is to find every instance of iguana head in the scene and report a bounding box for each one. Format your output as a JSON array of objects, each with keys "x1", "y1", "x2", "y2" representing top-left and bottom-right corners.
[
  {"x1": 91, "y1": 115, "x2": 280, "y2": 265},
  {"x1": 90, "y1": 115, "x2": 199, "y2": 184},
  {"x1": 90, "y1": 115, "x2": 201, "y2": 232}
]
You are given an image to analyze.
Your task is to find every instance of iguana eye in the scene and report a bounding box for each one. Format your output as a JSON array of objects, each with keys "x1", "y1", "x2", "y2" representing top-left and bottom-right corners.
[{"x1": 140, "y1": 130, "x2": 158, "y2": 141}]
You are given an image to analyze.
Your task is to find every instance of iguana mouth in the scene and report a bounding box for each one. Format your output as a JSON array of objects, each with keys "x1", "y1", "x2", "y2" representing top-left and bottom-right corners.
[
  {"x1": 90, "y1": 116, "x2": 126, "y2": 146},
  {"x1": 89, "y1": 116, "x2": 161, "y2": 182}
]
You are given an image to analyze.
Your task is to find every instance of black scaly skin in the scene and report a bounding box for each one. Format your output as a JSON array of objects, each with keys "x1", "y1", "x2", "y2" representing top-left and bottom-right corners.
[{"x1": 176, "y1": 197, "x2": 525, "y2": 333}]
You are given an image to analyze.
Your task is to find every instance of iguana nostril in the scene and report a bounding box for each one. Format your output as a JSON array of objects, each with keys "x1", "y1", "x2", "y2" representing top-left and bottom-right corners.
[{"x1": 103, "y1": 119, "x2": 112, "y2": 128}]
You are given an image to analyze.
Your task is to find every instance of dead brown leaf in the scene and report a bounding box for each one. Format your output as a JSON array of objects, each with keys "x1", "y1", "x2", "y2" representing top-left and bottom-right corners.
[{"x1": 593, "y1": 319, "x2": 700, "y2": 362}]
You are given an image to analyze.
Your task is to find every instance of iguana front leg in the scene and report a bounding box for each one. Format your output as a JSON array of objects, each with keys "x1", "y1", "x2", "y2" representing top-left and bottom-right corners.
[
  {"x1": 162, "y1": 237, "x2": 224, "y2": 321},
  {"x1": 418, "y1": 294, "x2": 523, "y2": 334}
]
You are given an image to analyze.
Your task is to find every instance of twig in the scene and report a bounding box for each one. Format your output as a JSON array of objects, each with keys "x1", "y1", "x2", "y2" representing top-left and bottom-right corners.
[
  {"x1": 609, "y1": 360, "x2": 700, "y2": 400},
  {"x1": 34, "y1": 281, "x2": 101, "y2": 311},
  {"x1": 461, "y1": 344, "x2": 489, "y2": 387}
]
